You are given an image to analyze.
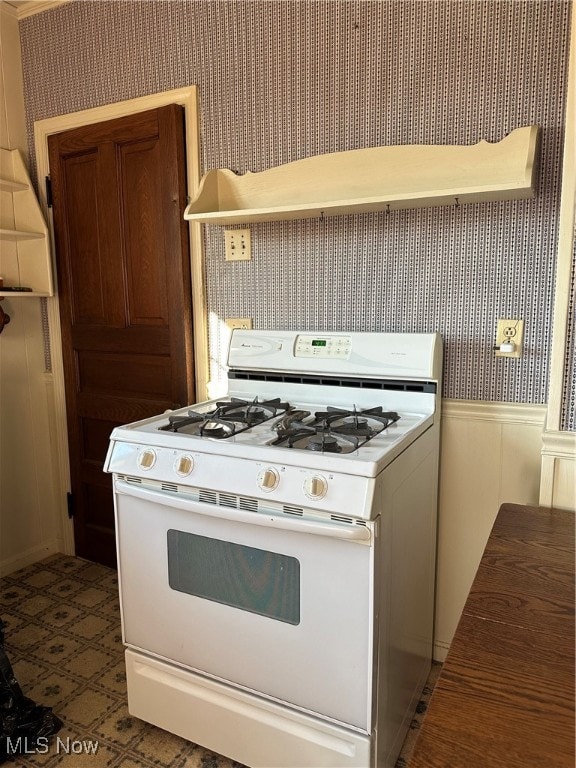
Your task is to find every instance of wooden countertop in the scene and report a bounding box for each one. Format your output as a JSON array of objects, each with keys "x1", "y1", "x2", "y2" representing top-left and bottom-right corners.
[{"x1": 408, "y1": 503, "x2": 575, "y2": 768}]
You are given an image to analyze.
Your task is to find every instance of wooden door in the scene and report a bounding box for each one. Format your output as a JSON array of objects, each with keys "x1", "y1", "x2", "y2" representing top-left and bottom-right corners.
[{"x1": 48, "y1": 105, "x2": 194, "y2": 568}]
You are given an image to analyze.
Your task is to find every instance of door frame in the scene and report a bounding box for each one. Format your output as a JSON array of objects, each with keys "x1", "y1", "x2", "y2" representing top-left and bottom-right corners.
[{"x1": 34, "y1": 86, "x2": 206, "y2": 555}]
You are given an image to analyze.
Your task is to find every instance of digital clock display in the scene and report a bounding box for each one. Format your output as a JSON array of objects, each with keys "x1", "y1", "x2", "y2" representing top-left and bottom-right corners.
[{"x1": 312, "y1": 339, "x2": 327, "y2": 347}]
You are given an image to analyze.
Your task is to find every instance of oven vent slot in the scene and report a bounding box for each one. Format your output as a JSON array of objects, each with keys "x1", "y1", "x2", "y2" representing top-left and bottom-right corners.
[
  {"x1": 126, "y1": 476, "x2": 142, "y2": 484},
  {"x1": 197, "y1": 490, "x2": 259, "y2": 512},
  {"x1": 283, "y1": 505, "x2": 304, "y2": 517},
  {"x1": 330, "y1": 514, "x2": 354, "y2": 524},
  {"x1": 161, "y1": 482, "x2": 178, "y2": 492},
  {"x1": 229, "y1": 370, "x2": 437, "y2": 393},
  {"x1": 199, "y1": 490, "x2": 218, "y2": 505},
  {"x1": 330, "y1": 514, "x2": 368, "y2": 527}
]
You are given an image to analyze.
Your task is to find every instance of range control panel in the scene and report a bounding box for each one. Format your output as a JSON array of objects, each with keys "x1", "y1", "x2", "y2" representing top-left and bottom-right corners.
[
  {"x1": 107, "y1": 441, "x2": 375, "y2": 518},
  {"x1": 294, "y1": 335, "x2": 352, "y2": 359}
]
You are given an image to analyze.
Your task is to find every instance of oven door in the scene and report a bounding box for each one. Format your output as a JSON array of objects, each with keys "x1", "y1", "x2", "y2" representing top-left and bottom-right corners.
[{"x1": 114, "y1": 479, "x2": 376, "y2": 731}]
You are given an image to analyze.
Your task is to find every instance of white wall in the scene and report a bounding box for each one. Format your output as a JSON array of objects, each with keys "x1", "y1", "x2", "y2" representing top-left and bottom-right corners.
[{"x1": 0, "y1": 5, "x2": 63, "y2": 575}]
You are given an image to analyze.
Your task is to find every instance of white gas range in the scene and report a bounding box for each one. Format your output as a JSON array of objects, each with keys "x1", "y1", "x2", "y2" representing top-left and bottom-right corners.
[{"x1": 104, "y1": 329, "x2": 443, "y2": 768}]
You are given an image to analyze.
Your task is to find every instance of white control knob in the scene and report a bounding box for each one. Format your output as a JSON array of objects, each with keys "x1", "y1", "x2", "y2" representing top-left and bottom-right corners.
[
  {"x1": 258, "y1": 467, "x2": 279, "y2": 492},
  {"x1": 303, "y1": 474, "x2": 328, "y2": 499},
  {"x1": 174, "y1": 454, "x2": 194, "y2": 477},
  {"x1": 138, "y1": 449, "x2": 156, "y2": 470}
]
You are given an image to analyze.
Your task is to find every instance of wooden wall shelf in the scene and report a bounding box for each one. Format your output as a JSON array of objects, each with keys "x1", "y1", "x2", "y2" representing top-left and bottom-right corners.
[
  {"x1": 184, "y1": 126, "x2": 540, "y2": 225},
  {"x1": 0, "y1": 147, "x2": 53, "y2": 297}
]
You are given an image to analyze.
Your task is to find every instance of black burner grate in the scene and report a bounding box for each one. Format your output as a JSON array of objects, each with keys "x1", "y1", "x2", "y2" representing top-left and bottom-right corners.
[
  {"x1": 272, "y1": 407, "x2": 400, "y2": 453},
  {"x1": 159, "y1": 397, "x2": 290, "y2": 437}
]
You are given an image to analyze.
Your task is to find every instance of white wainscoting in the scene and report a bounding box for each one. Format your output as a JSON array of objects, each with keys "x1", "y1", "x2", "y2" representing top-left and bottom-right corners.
[
  {"x1": 434, "y1": 399, "x2": 547, "y2": 661},
  {"x1": 0, "y1": 365, "x2": 64, "y2": 577},
  {"x1": 540, "y1": 431, "x2": 576, "y2": 511}
]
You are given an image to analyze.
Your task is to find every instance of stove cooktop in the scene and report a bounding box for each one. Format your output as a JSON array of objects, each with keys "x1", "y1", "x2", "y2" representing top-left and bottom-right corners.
[
  {"x1": 157, "y1": 397, "x2": 401, "y2": 455},
  {"x1": 105, "y1": 391, "x2": 433, "y2": 478}
]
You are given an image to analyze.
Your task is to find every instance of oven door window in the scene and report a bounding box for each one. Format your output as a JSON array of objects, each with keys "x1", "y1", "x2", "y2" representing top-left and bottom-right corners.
[{"x1": 167, "y1": 530, "x2": 300, "y2": 625}]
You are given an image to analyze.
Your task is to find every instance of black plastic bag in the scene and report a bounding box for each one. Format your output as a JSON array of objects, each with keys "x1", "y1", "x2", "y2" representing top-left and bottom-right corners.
[{"x1": 0, "y1": 618, "x2": 63, "y2": 764}]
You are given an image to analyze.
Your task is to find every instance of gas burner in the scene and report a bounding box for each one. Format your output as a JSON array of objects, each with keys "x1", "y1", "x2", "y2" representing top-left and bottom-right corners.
[
  {"x1": 308, "y1": 434, "x2": 339, "y2": 452},
  {"x1": 217, "y1": 397, "x2": 290, "y2": 426},
  {"x1": 270, "y1": 424, "x2": 358, "y2": 454},
  {"x1": 318, "y1": 406, "x2": 400, "y2": 433},
  {"x1": 271, "y1": 406, "x2": 400, "y2": 453},
  {"x1": 199, "y1": 418, "x2": 236, "y2": 439},
  {"x1": 306, "y1": 431, "x2": 360, "y2": 454},
  {"x1": 271, "y1": 424, "x2": 360, "y2": 453},
  {"x1": 159, "y1": 397, "x2": 291, "y2": 438}
]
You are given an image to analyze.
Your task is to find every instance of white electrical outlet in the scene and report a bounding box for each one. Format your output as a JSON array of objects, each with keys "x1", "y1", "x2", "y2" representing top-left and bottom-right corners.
[
  {"x1": 495, "y1": 319, "x2": 524, "y2": 358},
  {"x1": 225, "y1": 318, "x2": 253, "y2": 330},
  {"x1": 224, "y1": 229, "x2": 251, "y2": 261}
]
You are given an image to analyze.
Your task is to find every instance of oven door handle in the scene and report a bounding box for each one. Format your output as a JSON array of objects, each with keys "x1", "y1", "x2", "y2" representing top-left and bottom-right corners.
[{"x1": 114, "y1": 479, "x2": 371, "y2": 542}]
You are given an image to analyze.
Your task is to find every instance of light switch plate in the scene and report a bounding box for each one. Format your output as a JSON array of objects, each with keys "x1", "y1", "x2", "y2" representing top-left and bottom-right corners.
[
  {"x1": 224, "y1": 229, "x2": 251, "y2": 261},
  {"x1": 225, "y1": 318, "x2": 253, "y2": 330}
]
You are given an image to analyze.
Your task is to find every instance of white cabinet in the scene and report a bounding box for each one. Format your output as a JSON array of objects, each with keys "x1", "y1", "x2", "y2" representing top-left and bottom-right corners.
[
  {"x1": 0, "y1": 147, "x2": 53, "y2": 297},
  {"x1": 184, "y1": 126, "x2": 540, "y2": 225}
]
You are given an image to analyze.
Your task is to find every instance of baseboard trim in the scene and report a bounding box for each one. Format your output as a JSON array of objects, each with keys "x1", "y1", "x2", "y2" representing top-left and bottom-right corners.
[
  {"x1": 0, "y1": 539, "x2": 62, "y2": 577},
  {"x1": 433, "y1": 641, "x2": 450, "y2": 663}
]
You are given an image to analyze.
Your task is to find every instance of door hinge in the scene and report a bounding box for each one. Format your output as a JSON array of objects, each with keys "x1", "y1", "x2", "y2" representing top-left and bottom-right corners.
[
  {"x1": 66, "y1": 491, "x2": 75, "y2": 519},
  {"x1": 45, "y1": 176, "x2": 53, "y2": 208}
]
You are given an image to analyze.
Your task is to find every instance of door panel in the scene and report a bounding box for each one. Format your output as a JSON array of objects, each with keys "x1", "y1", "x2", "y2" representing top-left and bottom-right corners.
[
  {"x1": 63, "y1": 152, "x2": 111, "y2": 324},
  {"x1": 48, "y1": 105, "x2": 194, "y2": 567},
  {"x1": 121, "y1": 138, "x2": 170, "y2": 325},
  {"x1": 81, "y1": 418, "x2": 117, "y2": 462},
  {"x1": 76, "y1": 351, "x2": 173, "y2": 399}
]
